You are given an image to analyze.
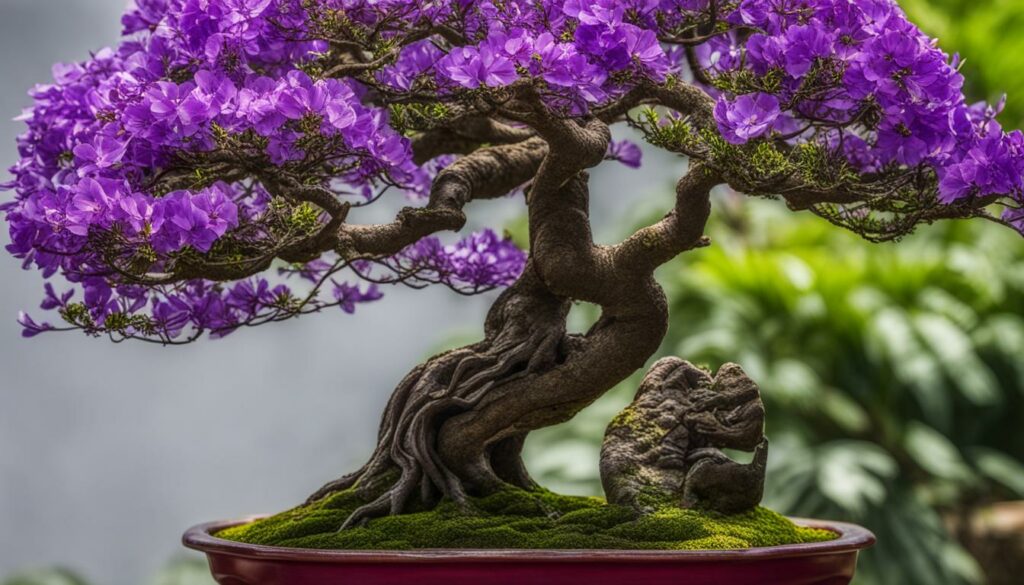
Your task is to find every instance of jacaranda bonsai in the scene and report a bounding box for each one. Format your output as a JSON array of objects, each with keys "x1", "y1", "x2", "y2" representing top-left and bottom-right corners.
[{"x1": 4, "y1": 0, "x2": 1022, "y2": 558}]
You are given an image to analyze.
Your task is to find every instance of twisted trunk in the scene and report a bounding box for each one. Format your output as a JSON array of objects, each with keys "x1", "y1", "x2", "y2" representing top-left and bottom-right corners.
[
  {"x1": 309, "y1": 173, "x2": 671, "y2": 528},
  {"x1": 306, "y1": 264, "x2": 575, "y2": 526},
  {"x1": 308, "y1": 111, "x2": 717, "y2": 528},
  {"x1": 307, "y1": 256, "x2": 668, "y2": 527}
]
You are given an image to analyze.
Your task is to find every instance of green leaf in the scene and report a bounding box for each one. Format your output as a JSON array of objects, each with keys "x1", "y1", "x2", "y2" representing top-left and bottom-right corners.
[
  {"x1": 818, "y1": 390, "x2": 870, "y2": 433},
  {"x1": 869, "y1": 307, "x2": 950, "y2": 426},
  {"x1": 816, "y1": 441, "x2": 898, "y2": 514},
  {"x1": 766, "y1": 359, "x2": 820, "y2": 406},
  {"x1": 971, "y1": 447, "x2": 1024, "y2": 497},
  {"x1": 913, "y1": 314, "x2": 1000, "y2": 407},
  {"x1": 904, "y1": 422, "x2": 973, "y2": 482}
]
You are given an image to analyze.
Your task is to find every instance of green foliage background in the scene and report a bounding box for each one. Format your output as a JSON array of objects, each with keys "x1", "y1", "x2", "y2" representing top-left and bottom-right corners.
[
  {"x1": 524, "y1": 201, "x2": 1024, "y2": 585},
  {"x1": 1, "y1": 560, "x2": 214, "y2": 585},
  {"x1": 524, "y1": 2, "x2": 1024, "y2": 584}
]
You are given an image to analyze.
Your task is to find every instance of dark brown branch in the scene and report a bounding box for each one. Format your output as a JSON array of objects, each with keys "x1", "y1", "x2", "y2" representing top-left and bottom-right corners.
[
  {"x1": 260, "y1": 173, "x2": 351, "y2": 219},
  {"x1": 613, "y1": 164, "x2": 719, "y2": 273},
  {"x1": 339, "y1": 137, "x2": 547, "y2": 257},
  {"x1": 410, "y1": 117, "x2": 536, "y2": 165}
]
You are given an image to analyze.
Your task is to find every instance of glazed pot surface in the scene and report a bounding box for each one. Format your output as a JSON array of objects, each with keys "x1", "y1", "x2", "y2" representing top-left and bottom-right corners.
[{"x1": 183, "y1": 516, "x2": 874, "y2": 585}]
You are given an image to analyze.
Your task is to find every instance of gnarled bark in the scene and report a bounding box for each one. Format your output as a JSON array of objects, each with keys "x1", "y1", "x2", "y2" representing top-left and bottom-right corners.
[
  {"x1": 307, "y1": 99, "x2": 730, "y2": 529},
  {"x1": 306, "y1": 264, "x2": 573, "y2": 526},
  {"x1": 309, "y1": 169, "x2": 677, "y2": 527}
]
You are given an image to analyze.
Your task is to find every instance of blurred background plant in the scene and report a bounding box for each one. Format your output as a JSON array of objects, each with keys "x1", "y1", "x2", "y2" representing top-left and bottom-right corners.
[
  {"x1": 1, "y1": 559, "x2": 213, "y2": 585},
  {"x1": 521, "y1": 2, "x2": 1024, "y2": 583},
  {"x1": 523, "y1": 197, "x2": 1024, "y2": 585}
]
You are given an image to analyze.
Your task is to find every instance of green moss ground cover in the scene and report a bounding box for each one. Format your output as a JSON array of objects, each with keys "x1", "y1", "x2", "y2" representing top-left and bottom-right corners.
[{"x1": 217, "y1": 487, "x2": 836, "y2": 550}]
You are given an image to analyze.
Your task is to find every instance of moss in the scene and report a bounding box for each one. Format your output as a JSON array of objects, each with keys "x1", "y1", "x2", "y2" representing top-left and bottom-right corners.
[
  {"x1": 608, "y1": 406, "x2": 664, "y2": 449},
  {"x1": 216, "y1": 487, "x2": 836, "y2": 551}
]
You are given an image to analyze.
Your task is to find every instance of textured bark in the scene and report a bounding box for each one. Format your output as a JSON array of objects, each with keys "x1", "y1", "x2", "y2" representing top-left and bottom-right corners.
[
  {"x1": 306, "y1": 265, "x2": 572, "y2": 526},
  {"x1": 307, "y1": 91, "x2": 733, "y2": 528}
]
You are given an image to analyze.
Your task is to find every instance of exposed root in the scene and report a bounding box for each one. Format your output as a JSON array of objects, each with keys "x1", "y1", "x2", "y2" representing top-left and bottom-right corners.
[{"x1": 307, "y1": 270, "x2": 571, "y2": 529}]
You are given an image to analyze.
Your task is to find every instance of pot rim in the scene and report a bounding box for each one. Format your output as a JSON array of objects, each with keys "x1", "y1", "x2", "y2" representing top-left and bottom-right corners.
[{"x1": 183, "y1": 516, "x2": 875, "y2": 563}]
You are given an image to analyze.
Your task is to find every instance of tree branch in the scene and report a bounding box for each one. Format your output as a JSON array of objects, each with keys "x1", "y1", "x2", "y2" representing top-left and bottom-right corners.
[
  {"x1": 410, "y1": 117, "x2": 536, "y2": 165},
  {"x1": 612, "y1": 164, "x2": 719, "y2": 273},
  {"x1": 339, "y1": 137, "x2": 547, "y2": 257}
]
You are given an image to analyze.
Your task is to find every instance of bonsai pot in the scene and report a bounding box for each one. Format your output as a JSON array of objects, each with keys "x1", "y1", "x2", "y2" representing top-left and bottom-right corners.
[{"x1": 184, "y1": 516, "x2": 875, "y2": 585}]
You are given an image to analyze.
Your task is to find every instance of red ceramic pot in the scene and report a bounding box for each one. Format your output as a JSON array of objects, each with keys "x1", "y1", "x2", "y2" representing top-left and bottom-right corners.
[{"x1": 184, "y1": 516, "x2": 874, "y2": 585}]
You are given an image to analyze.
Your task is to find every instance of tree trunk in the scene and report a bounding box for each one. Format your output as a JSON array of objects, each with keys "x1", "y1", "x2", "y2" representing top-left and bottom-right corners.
[
  {"x1": 305, "y1": 266, "x2": 570, "y2": 525},
  {"x1": 307, "y1": 173, "x2": 671, "y2": 528}
]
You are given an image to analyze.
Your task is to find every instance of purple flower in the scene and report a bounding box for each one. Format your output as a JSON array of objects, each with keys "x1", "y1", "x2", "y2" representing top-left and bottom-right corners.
[
  {"x1": 489, "y1": 29, "x2": 534, "y2": 65},
  {"x1": 156, "y1": 185, "x2": 239, "y2": 252},
  {"x1": 531, "y1": 33, "x2": 607, "y2": 103},
  {"x1": 874, "y1": 105, "x2": 954, "y2": 166},
  {"x1": 122, "y1": 0, "x2": 168, "y2": 34},
  {"x1": 714, "y1": 93, "x2": 782, "y2": 144},
  {"x1": 575, "y1": 25, "x2": 632, "y2": 71},
  {"x1": 1003, "y1": 206, "x2": 1024, "y2": 233},
  {"x1": 378, "y1": 40, "x2": 444, "y2": 91},
  {"x1": 17, "y1": 311, "x2": 54, "y2": 338},
  {"x1": 151, "y1": 295, "x2": 191, "y2": 338},
  {"x1": 623, "y1": 27, "x2": 669, "y2": 81},
  {"x1": 331, "y1": 281, "x2": 383, "y2": 314},
  {"x1": 67, "y1": 177, "x2": 119, "y2": 236},
  {"x1": 322, "y1": 80, "x2": 357, "y2": 131},
  {"x1": 116, "y1": 192, "x2": 164, "y2": 235},
  {"x1": 225, "y1": 278, "x2": 279, "y2": 313},
  {"x1": 782, "y1": 25, "x2": 833, "y2": 78},
  {"x1": 607, "y1": 139, "x2": 643, "y2": 168},
  {"x1": 443, "y1": 230, "x2": 527, "y2": 288},
  {"x1": 745, "y1": 34, "x2": 786, "y2": 75},
  {"x1": 275, "y1": 71, "x2": 327, "y2": 120},
  {"x1": 179, "y1": 70, "x2": 238, "y2": 124},
  {"x1": 146, "y1": 81, "x2": 194, "y2": 124},
  {"x1": 40, "y1": 283, "x2": 74, "y2": 311},
  {"x1": 72, "y1": 134, "x2": 130, "y2": 169},
  {"x1": 938, "y1": 135, "x2": 1020, "y2": 203},
  {"x1": 237, "y1": 76, "x2": 286, "y2": 135},
  {"x1": 439, "y1": 46, "x2": 518, "y2": 89},
  {"x1": 564, "y1": 0, "x2": 624, "y2": 26}
]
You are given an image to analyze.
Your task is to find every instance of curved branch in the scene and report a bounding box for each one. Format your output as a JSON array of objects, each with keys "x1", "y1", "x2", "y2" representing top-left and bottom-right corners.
[
  {"x1": 410, "y1": 117, "x2": 536, "y2": 164},
  {"x1": 260, "y1": 173, "x2": 351, "y2": 219},
  {"x1": 599, "y1": 81, "x2": 717, "y2": 131},
  {"x1": 340, "y1": 137, "x2": 547, "y2": 257},
  {"x1": 612, "y1": 164, "x2": 719, "y2": 273}
]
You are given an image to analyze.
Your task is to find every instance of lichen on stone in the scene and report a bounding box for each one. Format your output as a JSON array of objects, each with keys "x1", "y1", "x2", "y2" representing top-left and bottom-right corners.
[{"x1": 215, "y1": 486, "x2": 835, "y2": 550}]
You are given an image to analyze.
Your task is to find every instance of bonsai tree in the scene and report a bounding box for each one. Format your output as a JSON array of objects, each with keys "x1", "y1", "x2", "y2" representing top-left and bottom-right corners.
[{"x1": 5, "y1": 0, "x2": 1022, "y2": 536}]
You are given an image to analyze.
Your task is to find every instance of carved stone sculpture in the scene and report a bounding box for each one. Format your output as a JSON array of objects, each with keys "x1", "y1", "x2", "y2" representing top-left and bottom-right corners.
[{"x1": 600, "y1": 358, "x2": 768, "y2": 515}]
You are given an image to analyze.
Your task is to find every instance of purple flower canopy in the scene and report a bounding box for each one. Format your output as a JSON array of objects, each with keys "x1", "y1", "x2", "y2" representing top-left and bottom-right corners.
[{"x1": 2, "y1": 0, "x2": 1022, "y2": 342}]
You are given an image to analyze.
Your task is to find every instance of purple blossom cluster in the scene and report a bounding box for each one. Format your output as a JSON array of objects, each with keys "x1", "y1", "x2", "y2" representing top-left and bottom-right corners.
[
  {"x1": 15, "y1": 226, "x2": 522, "y2": 341},
  {"x1": 702, "y1": 0, "x2": 1024, "y2": 224},
  {"x1": 374, "y1": 0, "x2": 675, "y2": 113},
  {"x1": 377, "y1": 229, "x2": 527, "y2": 291},
  {"x1": 3, "y1": 0, "x2": 1022, "y2": 343}
]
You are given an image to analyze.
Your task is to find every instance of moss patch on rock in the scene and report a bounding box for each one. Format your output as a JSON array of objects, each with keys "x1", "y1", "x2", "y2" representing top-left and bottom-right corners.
[{"x1": 216, "y1": 487, "x2": 835, "y2": 550}]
